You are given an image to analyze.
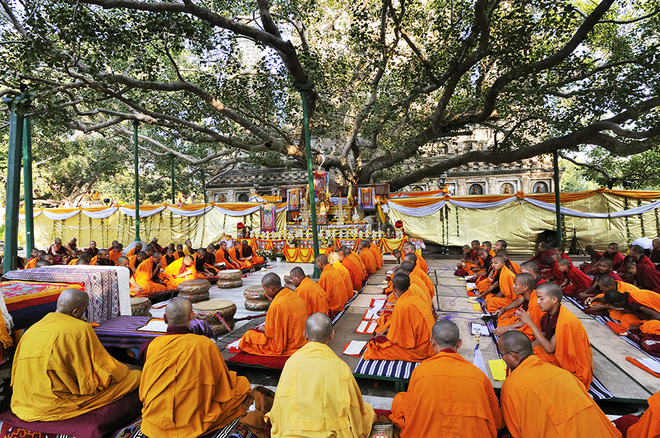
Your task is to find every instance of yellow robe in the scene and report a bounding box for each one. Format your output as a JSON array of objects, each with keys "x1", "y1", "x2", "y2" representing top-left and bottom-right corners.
[
  {"x1": 11, "y1": 312, "x2": 141, "y2": 421},
  {"x1": 267, "y1": 342, "x2": 376, "y2": 437},
  {"x1": 141, "y1": 332, "x2": 252, "y2": 437}
]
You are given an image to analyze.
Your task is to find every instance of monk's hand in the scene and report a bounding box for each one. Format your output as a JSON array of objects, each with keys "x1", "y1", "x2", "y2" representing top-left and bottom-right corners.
[
  {"x1": 256, "y1": 323, "x2": 265, "y2": 331},
  {"x1": 515, "y1": 309, "x2": 532, "y2": 325},
  {"x1": 493, "y1": 309, "x2": 503, "y2": 318},
  {"x1": 590, "y1": 303, "x2": 609, "y2": 311},
  {"x1": 585, "y1": 297, "x2": 595, "y2": 305}
]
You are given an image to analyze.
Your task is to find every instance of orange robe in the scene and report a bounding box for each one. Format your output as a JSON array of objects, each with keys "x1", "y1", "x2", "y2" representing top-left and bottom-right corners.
[
  {"x1": 390, "y1": 351, "x2": 502, "y2": 437},
  {"x1": 140, "y1": 332, "x2": 252, "y2": 437},
  {"x1": 333, "y1": 261, "x2": 354, "y2": 300},
  {"x1": 133, "y1": 258, "x2": 168, "y2": 297},
  {"x1": 369, "y1": 243, "x2": 383, "y2": 270},
  {"x1": 125, "y1": 247, "x2": 137, "y2": 257},
  {"x1": 25, "y1": 258, "x2": 37, "y2": 269},
  {"x1": 162, "y1": 258, "x2": 198, "y2": 287},
  {"x1": 342, "y1": 257, "x2": 363, "y2": 290},
  {"x1": 216, "y1": 248, "x2": 241, "y2": 270},
  {"x1": 109, "y1": 250, "x2": 122, "y2": 265},
  {"x1": 90, "y1": 255, "x2": 98, "y2": 265},
  {"x1": 295, "y1": 277, "x2": 329, "y2": 316},
  {"x1": 508, "y1": 261, "x2": 521, "y2": 274},
  {"x1": 67, "y1": 258, "x2": 78, "y2": 265},
  {"x1": 605, "y1": 283, "x2": 660, "y2": 333},
  {"x1": 348, "y1": 252, "x2": 367, "y2": 280},
  {"x1": 363, "y1": 289, "x2": 435, "y2": 362},
  {"x1": 533, "y1": 305, "x2": 593, "y2": 390},
  {"x1": 627, "y1": 391, "x2": 660, "y2": 438},
  {"x1": 412, "y1": 265, "x2": 434, "y2": 297},
  {"x1": 239, "y1": 288, "x2": 307, "y2": 356},
  {"x1": 485, "y1": 267, "x2": 515, "y2": 312},
  {"x1": 410, "y1": 274, "x2": 432, "y2": 302},
  {"x1": 415, "y1": 250, "x2": 428, "y2": 273},
  {"x1": 519, "y1": 291, "x2": 543, "y2": 340},
  {"x1": 501, "y1": 355, "x2": 619, "y2": 438},
  {"x1": 360, "y1": 249, "x2": 378, "y2": 275},
  {"x1": 318, "y1": 265, "x2": 350, "y2": 313}
]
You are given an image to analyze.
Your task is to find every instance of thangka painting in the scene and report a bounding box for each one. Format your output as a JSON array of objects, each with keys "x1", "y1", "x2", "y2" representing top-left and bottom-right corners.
[
  {"x1": 313, "y1": 171, "x2": 328, "y2": 193},
  {"x1": 359, "y1": 187, "x2": 375, "y2": 209},
  {"x1": 261, "y1": 204, "x2": 277, "y2": 232},
  {"x1": 287, "y1": 188, "x2": 301, "y2": 211}
]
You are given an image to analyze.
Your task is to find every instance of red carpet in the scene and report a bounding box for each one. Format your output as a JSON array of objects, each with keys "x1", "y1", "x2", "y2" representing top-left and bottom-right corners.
[{"x1": 227, "y1": 351, "x2": 290, "y2": 369}]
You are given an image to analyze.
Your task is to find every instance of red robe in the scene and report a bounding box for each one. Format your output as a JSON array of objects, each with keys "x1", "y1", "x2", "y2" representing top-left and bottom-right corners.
[
  {"x1": 635, "y1": 255, "x2": 660, "y2": 293},
  {"x1": 562, "y1": 265, "x2": 594, "y2": 297}
]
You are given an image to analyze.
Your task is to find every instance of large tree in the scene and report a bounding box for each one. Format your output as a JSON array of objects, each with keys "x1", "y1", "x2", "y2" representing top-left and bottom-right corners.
[{"x1": 1, "y1": 0, "x2": 658, "y2": 191}]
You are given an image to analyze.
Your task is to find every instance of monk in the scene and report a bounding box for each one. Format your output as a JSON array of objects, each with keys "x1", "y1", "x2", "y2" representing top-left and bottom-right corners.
[
  {"x1": 367, "y1": 238, "x2": 383, "y2": 270},
  {"x1": 556, "y1": 258, "x2": 593, "y2": 297},
  {"x1": 375, "y1": 263, "x2": 432, "y2": 333},
  {"x1": 498, "y1": 330, "x2": 620, "y2": 438},
  {"x1": 109, "y1": 243, "x2": 123, "y2": 265},
  {"x1": 597, "y1": 242, "x2": 625, "y2": 271},
  {"x1": 515, "y1": 282, "x2": 593, "y2": 389},
  {"x1": 403, "y1": 241, "x2": 428, "y2": 273},
  {"x1": 399, "y1": 261, "x2": 433, "y2": 303},
  {"x1": 149, "y1": 237, "x2": 163, "y2": 253},
  {"x1": 651, "y1": 238, "x2": 660, "y2": 267},
  {"x1": 235, "y1": 240, "x2": 265, "y2": 267},
  {"x1": 134, "y1": 252, "x2": 169, "y2": 297},
  {"x1": 25, "y1": 250, "x2": 44, "y2": 269},
  {"x1": 94, "y1": 249, "x2": 115, "y2": 266},
  {"x1": 11, "y1": 289, "x2": 141, "y2": 421},
  {"x1": 317, "y1": 254, "x2": 350, "y2": 314},
  {"x1": 403, "y1": 252, "x2": 435, "y2": 296},
  {"x1": 175, "y1": 244, "x2": 186, "y2": 259},
  {"x1": 239, "y1": 273, "x2": 307, "y2": 356},
  {"x1": 477, "y1": 256, "x2": 516, "y2": 313},
  {"x1": 528, "y1": 242, "x2": 554, "y2": 270},
  {"x1": 140, "y1": 297, "x2": 252, "y2": 436},
  {"x1": 85, "y1": 240, "x2": 99, "y2": 257},
  {"x1": 627, "y1": 391, "x2": 660, "y2": 438},
  {"x1": 578, "y1": 258, "x2": 621, "y2": 300},
  {"x1": 497, "y1": 248, "x2": 521, "y2": 274},
  {"x1": 161, "y1": 247, "x2": 176, "y2": 268},
  {"x1": 162, "y1": 255, "x2": 197, "y2": 287},
  {"x1": 390, "y1": 320, "x2": 502, "y2": 437},
  {"x1": 580, "y1": 245, "x2": 603, "y2": 273},
  {"x1": 195, "y1": 248, "x2": 218, "y2": 280},
  {"x1": 342, "y1": 246, "x2": 367, "y2": 284},
  {"x1": 116, "y1": 256, "x2": 143, "y2": 296},
  {"x1": 216, "y1": 240, "x2": 242, "y2": 269},
  {"x1": 493, "y1": 273, "x2": 542, "y2": 338},
  {"x1": 47, "y1": 238, "x2": 69, "y2": 264},
  {"x1": 629, "y1": 244, "x2": 660, "y2": 292},
  {"x1": 290, "y1": 267, "x2": 329, "y2": 316},
  {"x1": 267, "y1": 313, "x2": 375, "y2": 436},
  {"x1": 125, "y1": 242, "x2": 142, "y2": 257},
  {"x1": 183, "y1": 239, "x2": 195, "y2": 256},
  {"x1": 129, "y1": 251, "x2": 147, "y2": 273},
  {"x1": 363, "y1": 273, "x2": 435, "y2": 362},
  {"x1": 465, "y1": 248, "x2": 492, "y2": 281},
  {"x1": 543, "y1": 253, "x2": 565, "y2": 284},
  {"x1": 328, "y1": 251, "x2": 354, "y2": 301},
  {"x1": 358, "y1": 240, "x2": 378, "y2": 275},
  {"x1": 340, "y1": 246, "x2": 364, "y2": 290}
]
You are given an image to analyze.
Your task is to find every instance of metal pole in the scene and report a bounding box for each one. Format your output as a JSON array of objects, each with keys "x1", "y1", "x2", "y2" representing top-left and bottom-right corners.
[
  {"x1": 553, "y1": 150, "x2": 563, "y2": 248},
  {"x1": 296, "y1": 82, "x2": 321, "y2": 278},
  {"x1": 2, "y1": 93, "x2": 29, "y2": 273},
  {"x1": 201, "y1": 169, "x2": 208, "y2": 204},
  {"x1": 170, "y1": 154, "x2": 175, "y2": 204},
  {"x1": 22, "y1": 115, "x2": 34, "y2": 257},
  {"x1": 133, "y1": 120, "x2": 141, "y2": 242}
]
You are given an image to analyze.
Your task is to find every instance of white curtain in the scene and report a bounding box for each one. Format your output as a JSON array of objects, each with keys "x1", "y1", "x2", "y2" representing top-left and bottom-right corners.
[
  {"x1": 118, "y1": 206, "x2": 166, "y2": 218},
  {"x1": 166, "y1": 205, "x2": 213, "y2": 217},
  {"x1": 388, "y1": 200, "x2": 446, "y2": 216}
]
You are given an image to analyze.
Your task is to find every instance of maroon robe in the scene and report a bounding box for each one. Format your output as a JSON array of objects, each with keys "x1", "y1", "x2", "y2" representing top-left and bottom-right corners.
[
  {"x1": 635, "y1": 255, "x2": 660, "y2": 293},
  {"x1": 562, "y1": 265, "x2": 593, "y2": 297}
]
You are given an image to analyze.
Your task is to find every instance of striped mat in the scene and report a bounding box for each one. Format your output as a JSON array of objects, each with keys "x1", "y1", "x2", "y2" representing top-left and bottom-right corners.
[
  {"x1": 354, "y1": 357, "x2": 420, "y2": 380},
  {"x1": 125, "y1": 417, "x2": 241, "y2": 438}
]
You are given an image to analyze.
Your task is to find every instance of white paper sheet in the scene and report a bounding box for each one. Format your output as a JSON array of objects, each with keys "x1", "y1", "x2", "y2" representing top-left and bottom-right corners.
[
  {"x1": 357, "y1": 320, "x2": 369, "y2": 332},
  {"x1": 470, "y1": 323, "x2": 490, "y2": 336},
  {"x1": 136, "y1": 318, "x2": 168, "y2": 332},
  {"x1": 227, "y1": 339, "x2": 241, "y2": 350},
  {"x1": 639, "y1": 358, "x2": 660, "y2": 374},
  {"x1": 343, "y1": 340, "x2": 368, "y2": 356},
  {"x1": 367, "y1": 321, "x2": 378, "y2": 334},
  {"x1": 466, "y1": 282, "x2": 477, "y2": 290},
  {"x1": 364, "y1": 299, "x2": 385, "y2": 320}
]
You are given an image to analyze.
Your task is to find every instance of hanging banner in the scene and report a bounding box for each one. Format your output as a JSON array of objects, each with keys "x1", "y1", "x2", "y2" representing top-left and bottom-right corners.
[
  {"x1": 261, "y1": 204, "x2": 277, "y2": 232},
  {"x1": 287, "y1": 188, "x2": 301, "y2": 211},
  {"x1": 313, "y1": 171, "x2": 328, "y2": 193},
  {"x1": 359, "y1": 187, "x2": 376, "y2": 209}
]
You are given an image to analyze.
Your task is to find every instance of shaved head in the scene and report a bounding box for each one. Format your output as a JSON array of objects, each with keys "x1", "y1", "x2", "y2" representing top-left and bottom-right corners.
[
  {"x1": 403, "y1": 252, "x2": 417, "y2": 266},
  {"x1": 165, "y1": 297, "x2": 193, "y2": 327},
  {"x1": 515, "y1": 273, "x2": 537, "y2": 290},
  {"x1": 328, "y1": 252, "x2": 340, "y2": 264},
  {"x1": 305, "y1": 313, "x2": 334, "y2": 343},
  {"x1": 341, "y1": 246, "x2": 352, "y2": 255},
  {"x1": 520, "y1": 261, "x2": 539, "y2": 275},
  {"x1": 557, "y1": 258, "x2": 571, "y2": 267},
  {"x1": 262, "y1": 272, "x2": 282, "y2": 289},
  {"x1": 597, "y1": 275, "x2": 617, "y2": 289},
  {"x1": 290, "y1": 267, "x2": 305, "y2": 278},
  {"x1": 600, "y1": 258, "x2": 614, "y2": 268},
  {"x1": 432, "y1": 319, "x2": 460, "y2": 349},
  {"x1": 391, "y1": 272, "x2": 410, "y2": 294},
  {"x1": 398, "y1": 261, "x2": 415, "y2": 274},
  {"x1": 499, "y1": 330, "x2": 533, "y2": 363},
  {"x1": 630, "y1": 245, "x2": 645, "y2": 256},
  {"x1": 56, "y1": 289, "x2": 89, "y2": 319},
  {"x1": 536, "y1": 281, "x2": 563, "y2": 302},
  {"x1": 315, "y1": 254, "x2": 329, "y2": 267},
  {"x1": 604, "y1": 289, "x2": 626, "y2": 304}
]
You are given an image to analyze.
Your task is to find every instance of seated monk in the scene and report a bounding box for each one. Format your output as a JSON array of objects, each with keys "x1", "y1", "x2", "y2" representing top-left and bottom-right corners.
[
  {"x1": 358, "y1": 240, "x2": 378, "y2": 275},
  {"x1": 629, "y1": 245, "x2": 660, "y2": 292},
  {"x1": 328, "y1": 251, "x2": 354, "y2": 301},
  {"x1": 25, "y1": 250, "x2": 45, "y2": 269},
  {"x1": 317, "y1": 254, "x2": 350, "y2": 314},
  {"x1": 175, "y1": 244, "x2": 186, "y2": 259},
  {"x1": 589, "y1": 276, "x2": 660, "y2": 334},
  {"x1": 493, "y1": 273, "x2": 543, "y2": 339},
  {"x1": 556, "y1": 258, "x2": 593, "y2": 298},
  {"x1": 161, "y1": 247, "x2": 176, "y2": 268},
  {"x1": 476, "y1": 256, "x2": 516, "y2": 313},
  {"x1": 162, "y1": 255, "x2": 197, "y2": 287},
  {"x1": 205, "y1": 244, "x2": 226, "y2": 270},
  {"x1": 195, "y1": 248, "x2": 218, "y2": 280},
  {"x1": 515, "y1": 282, "x2": 593, "y2": 389},
  {"x1": 403, "y1": 241, "x2": 428, "y2": 273},
  {"x1": 542, "y1": 253, "x2": 564, "y2": 284},
  {"x1": 290, "y1": 267, "x2": 329, "y2": 316},
  {"x1": 398, "y1": 261, "x2": 433, "y2": 306},
  {"x1": 11, "y1": 289, "x2": 141, "y2": 421},
  {"x1": 498, "y1": 330, "x2": 620, "y2": 438},
  {"x1": 578, "y1": 258, "x2": 621, "y2": 300},
  {"x1": 216, "y1": 240, "x2": 242, "y2": 269},
  {"x1": 367, "y1": 238, "x2": 383, "y2": 270},
  {"x1": 363, "y1": 272, "x2": 435, "y2": 362},
  {"x1": 528, "y1": 242, "x2": 554, "y2": 270},
  {"x1": 239, "y1": 273, "x2": 307, "y2": 356},
  {"x1": 140, "y1": 298, "x2": 252, "y2": 436},
  {"x1": 496, "y1": 248, "x2": 521, "y2": 274},
  {"x1": 183, "y1": 239, "x2": 195, "y2": 256},
  {"x1": 340, "y1": 246, "x2": 364, "y2": 290},
  {"x1": 64, "y1": 238, "x2": 77, "y2": 254},
  {"x1": 148, "y1": 237, "x2": 163, "y2": 253},
  {"x1": 235, "y1": 240, "x2": 265, "y2": 267},
  {"x1": 391, "y1": 320, "x2": 503, "y2": 437},
  {"x1": 125, "y1": 242, "x2": 142, "y2": 258},
  {"x1": 76, "y1": 257, "x2": 89, "y2": 265},
  {"x1": 84, "y1": 240, "x2": 99, "y2": 258},
  {"x1": 465, "y1": 248, "x2": 492, "y2": 281},
  {"x1": 116, "y1": 256, "x2": 143, "y2": 296},
  {"x1": 580, "y1": 245, "x2": 603, "y2": 273},
  {"x1": 47, "y1": 238, "x2": 69, "y2": 264},
  {"x1": 626, "y1": 391, "x2": 660, "y2": 438},
  {"x1": 593, "y1": 242, "x2": 625, "y2": 271},
  {"x1": 134, "y1": 252, "x2": 169, "y2": 297},
  {"x1": 108, "y1": 240, "x2": 119, "y2": 251},
  {"x1": 129, "y1": 251, "x2": 147, "y2": 273},
  {"x1": 267, "y1": 313, "x2": 376, "y2": 436},
  {"x1": 109, "y1": 243, "x2": 123, "y2": 265},
  {"x1": 404, "y1": 252, "x2": 435, "y2": 296},
  {"x1": 342, "y1": 246, "x2": 367, "y2": 285},
  {"x1": 375, "y1": 263, "x2": 431, "y2": 333},
  {"x1": 94, "y1": 249, "x2": 115, "y2": 266},
  {"x1": 36, "y1": 259, "x2": 51, "y2": 267}
]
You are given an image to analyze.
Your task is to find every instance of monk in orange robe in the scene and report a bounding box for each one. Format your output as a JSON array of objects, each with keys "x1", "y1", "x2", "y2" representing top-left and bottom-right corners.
[
  {"x1": 234, "y1": 240, "x2": 265, "y2": 267},
  {"x1": 399, "y1": 261, "x2": 433, "y2": 303},
  {"x1": 116, "y1": 256, "x2": 143, "y2": 296},
  {"x1": 162, "y1": 255, "x2": 197, "y2": 287},
  {"x1": 93, "y1": 249, "x2": 115, "y2": 266},
  {"x1": 109, "y1": 243, "x2": 123, "y2": 265},
  {"x1": 342, "y1": 246, "x2": 367, "y2": 283},
  {"x1": 161, "y1": 247, "x2": 176, "y2": 269},
  {"x1": 239, "y1": 273, "x2": 307, "y2": 356},
  {"x1": 476, "y1": 257, "x2": 515, "y2": 312},
  {"x1": 363, "y1": 272, "x2": 435, "y2": 362},
  {"x1": 316, "y1": 254, "x2": 350, "y2": 313},
  {"x1": 391, "y1": 320, "x2": 502, "y2": 437},
  {"x1": 498, "y1": 330, "x2": 620, "y2": 438},
  {"x1": 493, "y1": 273, "x2": 543, "y2": 341},
  {"x1": 328, "y1": 251, "x2": 354, "y2": 301},
  {"x1": 368, "y1": 239, "x2": 383, "y2": 270},
  {"x1": 403, "y1": 242, "x2": 428, "y2": 273},
  {"x1": 134, "y1": 252, "x2": 169, "y2": 297},
  {"x1": 216, "y1": 241, "x2": 242, "y2": 270},
  {"x1": 516, "y1": 282, "x2": 593, "y2": 389},
  {"x1": 140, "y1": 297, "x2": 252, "y2": 437},
  {"x1": 290, "y1": 267, "x2": 329, "y2": 316},
  {"x1": 404, "y1": 253, "x2": 434, "y2": 297},
  {"x1": 25, "y1": 250, "x2": 43, "y2": 270},
  {"x1": 375, "y1": 264, "x2": 431, "y2": 333},
  {"x1": 358, "y1": 241, "x2": 378, "y2": 275},
  {"x1": 627, "y1": 391, "x2": 660, "y2": 438},
  {"x1": 125, "y1": 242, "x2": 142, "y2": 258},
  {"x1": 340, "y1": 247, "x2": 363, "y2": 290}
]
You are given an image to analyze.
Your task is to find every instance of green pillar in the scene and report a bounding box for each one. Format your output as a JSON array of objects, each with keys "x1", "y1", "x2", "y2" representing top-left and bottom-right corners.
[
  {"x1": 296, "y1": 82, "x2": 321, "y2": 278},
  {"x1": 553, "y1": 150, "x2": 563, "y2": 248},
  {"x1": 22, "y1": 115, "x2": 34, "y2": 257},
  {"x1": 133, "y1": 120, "x2": 141, "y2": 241},
  {"x1": 170, "y1": 154, "x2": 175, "y2": 204},
  {"x1": 2, "y1": 93, "x2": 30, "y2": 273}
]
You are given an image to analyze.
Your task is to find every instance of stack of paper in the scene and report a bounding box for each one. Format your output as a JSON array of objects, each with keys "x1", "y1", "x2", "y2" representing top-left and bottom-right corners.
[
  {"x1": 343, "y1": 340, "x2": 368, "y2": 357},
  {"x1": 356, "y1": 320, "x2": 378, "y2": 335},
  {"x1": 136, "y1": 319, "x2": 168, "y2": 333}
]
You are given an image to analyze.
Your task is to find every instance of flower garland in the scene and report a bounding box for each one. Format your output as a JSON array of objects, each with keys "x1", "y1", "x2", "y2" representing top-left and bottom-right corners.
[
  {"x1": 638, "y1": 199, "x2": 645, "y2": 236},
  {"x1": 624, "y1": 198, "x2": 631, "y2": 245}
]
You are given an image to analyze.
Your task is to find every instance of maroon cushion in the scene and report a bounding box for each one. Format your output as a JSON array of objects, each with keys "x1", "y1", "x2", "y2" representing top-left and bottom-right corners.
[{"x1": 0, "y1": 390, "x2": 141, "y2": 438}]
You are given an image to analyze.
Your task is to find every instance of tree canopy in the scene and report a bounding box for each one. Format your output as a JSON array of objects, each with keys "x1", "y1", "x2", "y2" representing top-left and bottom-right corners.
[{"x1": 1, "y1": 0, "x2": 659, "y2": 193}]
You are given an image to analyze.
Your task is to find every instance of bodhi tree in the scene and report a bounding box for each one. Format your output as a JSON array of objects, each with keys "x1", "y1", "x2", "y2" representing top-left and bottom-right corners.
[{"x1": 0, "y1": 0, "x2": 658, "y2": 191}]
